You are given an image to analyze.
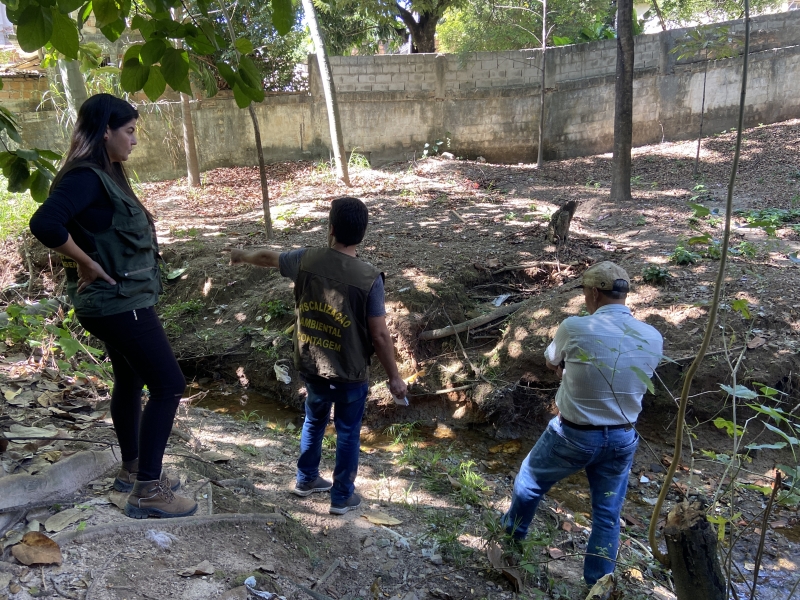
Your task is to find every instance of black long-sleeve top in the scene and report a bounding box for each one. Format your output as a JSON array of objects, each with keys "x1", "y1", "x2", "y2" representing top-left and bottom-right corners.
[{"x1": 29, "y1": 167, "x2": 114, "y2": 253}]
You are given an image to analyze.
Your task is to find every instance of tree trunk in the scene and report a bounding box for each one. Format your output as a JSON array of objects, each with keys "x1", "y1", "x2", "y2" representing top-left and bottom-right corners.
[
  {"x1": 693, "y1": 59, "x2": 709, "y2": 176},
  {"x1": 57, "y1": 59, "x2": 87, "y2": 125},
  {"x1": 248, "y1": 104, "x2": 272, "y2": 239},
  {"x1": 609, "y1": 0, "x2": 634, "y2": 203},
  {"x1": 663, "y1": 501, "x2": 726, "y2": 600},
  {"x1": 536, "y1": 0, "x2": 547, "y2": 168},
  {"x1": 396, "y1": 4, "x2": 439, "y2": 53},
  {"x1": 302, "y1": 0, "x2": 350, "y2": 186},
  {"x1": 180, "y1": 92, "x2": 201, "y2": 187}
]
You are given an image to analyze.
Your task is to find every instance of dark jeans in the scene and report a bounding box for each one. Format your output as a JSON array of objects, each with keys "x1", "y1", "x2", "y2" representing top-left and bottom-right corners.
[
  {"x1": 79, "y1": 306, "x2": 186, "y2": 481},
  {"x1": 502, "y1": 416, "x2": 639, "y2": 585},
  {"x1": 297, "y1": 380, "x2": 368, "y2": 505}
]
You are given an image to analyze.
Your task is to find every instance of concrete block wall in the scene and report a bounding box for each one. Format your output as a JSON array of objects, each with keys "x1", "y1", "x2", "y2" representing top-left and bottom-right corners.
[
  {"x1": 0, "y1": 75, "x2": 50, "y2": 113},
  {"x1": 13, "y1": 10, "x2": 800, "y2": 179}
]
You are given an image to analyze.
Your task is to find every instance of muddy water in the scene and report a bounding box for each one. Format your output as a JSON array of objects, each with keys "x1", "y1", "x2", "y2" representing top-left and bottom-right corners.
[{"x1": 189, "y1": 387, "x2": 524, "y2": 473}]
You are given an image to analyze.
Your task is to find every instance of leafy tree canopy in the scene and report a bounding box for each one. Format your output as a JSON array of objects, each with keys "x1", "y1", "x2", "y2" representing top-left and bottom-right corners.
[
  {"x1": 206, "y1": 0, "x2": 308, "y2": 91},
  {"x1": 0, "y1": 0, "x2": 294, "y2": 200},
  {"x1": 312, "y1": 0, "x2": 407, "y2": 56},
  {"x1": 437, "y1": 0, "x2": 614, "y2": 53},
  {"x1": 659, "y1": 0, "x2": 784, "y2": 26}
]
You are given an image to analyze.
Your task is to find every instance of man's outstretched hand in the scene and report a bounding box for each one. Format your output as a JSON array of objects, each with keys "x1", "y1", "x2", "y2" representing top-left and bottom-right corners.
[{"x1": 387, "y1": 375, "x2": 408, "y2": 400}]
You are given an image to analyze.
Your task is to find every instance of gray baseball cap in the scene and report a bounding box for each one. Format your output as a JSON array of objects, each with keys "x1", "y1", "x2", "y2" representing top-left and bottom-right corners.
[{"x1": 579, "y1": 261, "x2": 630, "y2": 293}]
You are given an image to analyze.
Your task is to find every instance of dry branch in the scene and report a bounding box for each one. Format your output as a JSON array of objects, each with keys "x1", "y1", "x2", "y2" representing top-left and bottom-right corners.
[
  {"x1": 491, "y1": 261, "x2": 570, "y2": 275},
  {"x1": 54, "y1": 513, "x2": 286, "y2": 545},
  {"x1": 419, "y1": 302, "x2": 526, "y2": 341},
  {"x1": 0, "y1": 449, "x2": 119, "y2": 512}
]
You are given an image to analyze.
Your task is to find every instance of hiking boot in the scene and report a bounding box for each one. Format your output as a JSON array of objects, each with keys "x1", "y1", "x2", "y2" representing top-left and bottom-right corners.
[
  {"x1": 124, "y1": 479, "x2": 198, "y2": 519},
  {"x1": 292, "y1": 476, "x2": 333, "y2": 497},
  {"x1": 114, "y1": 461, "x2": 180, "y2": 493},
  {"x1": 330, "y1": 493, "x2": 362, "y2": 515}
]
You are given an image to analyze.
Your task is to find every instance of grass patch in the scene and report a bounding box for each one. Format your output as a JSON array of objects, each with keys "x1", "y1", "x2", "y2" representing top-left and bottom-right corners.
[{"x1": 0, "y1": 177, "x2": 38, "y2": 240}]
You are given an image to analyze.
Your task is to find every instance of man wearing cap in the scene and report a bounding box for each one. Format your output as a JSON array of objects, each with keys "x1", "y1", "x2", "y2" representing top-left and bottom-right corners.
[{"x1": 501, "y1": 261, "x2": 663, "y2": 586}]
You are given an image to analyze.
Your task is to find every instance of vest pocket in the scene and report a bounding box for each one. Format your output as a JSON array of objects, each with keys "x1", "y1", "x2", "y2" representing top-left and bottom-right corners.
[
  {"x1": 118, "y1": 266, "x2": 158, "y2": 297},
  {"x1": 116, "y1": 227, "x2": 152, "y2": 254}
]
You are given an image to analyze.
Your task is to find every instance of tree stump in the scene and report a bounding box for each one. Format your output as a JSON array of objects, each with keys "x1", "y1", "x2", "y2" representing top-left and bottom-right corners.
[
  {"x1": 663, "y1": 501, "x2": 726, "y2": 600},
  {"x1": 546, "y1": 200, "x2": 578, "y2": 245}
]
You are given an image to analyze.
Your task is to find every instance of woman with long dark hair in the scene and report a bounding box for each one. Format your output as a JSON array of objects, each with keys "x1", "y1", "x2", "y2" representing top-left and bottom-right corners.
[{"x1": 30, "y1": 94, "x2": 197, "y2": 519}]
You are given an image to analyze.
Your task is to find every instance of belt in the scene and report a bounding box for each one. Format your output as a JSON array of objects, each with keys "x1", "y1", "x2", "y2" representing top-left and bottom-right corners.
[{"x1": 559, "y1": 416, "x2": 634, "y2": 431}]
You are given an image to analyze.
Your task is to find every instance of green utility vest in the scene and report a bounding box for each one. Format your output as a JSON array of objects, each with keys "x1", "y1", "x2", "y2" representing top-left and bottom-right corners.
[
  {"x1": 293, "y1": 247, "x2": 381, "y2": 382},
  {"x1": 63, "y1": 167, "x2": 162, "y2": 318}
]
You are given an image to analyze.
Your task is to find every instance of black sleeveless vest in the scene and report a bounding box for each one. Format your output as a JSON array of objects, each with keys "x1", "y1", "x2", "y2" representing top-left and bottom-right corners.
[{"x1": 293, "y1": 248, "x2": 380, "y2": 382}]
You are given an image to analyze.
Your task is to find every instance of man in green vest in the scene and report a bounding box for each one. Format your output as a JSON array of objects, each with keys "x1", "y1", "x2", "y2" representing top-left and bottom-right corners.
[{"x1": 230, "y1": 197, "x2": 407, "y2": 514}]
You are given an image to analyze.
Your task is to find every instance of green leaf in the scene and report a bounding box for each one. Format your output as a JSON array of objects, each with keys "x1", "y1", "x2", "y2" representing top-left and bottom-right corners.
[
  {"x1": 745, "y1": 442, "x2": 787, "y2": 451},
  {"x1": 15, "y1": 148, "x2": 39, "y2": 161},
  {"x1": 160, "y1": 47, "x2": 190, "y2": 93},
  {"x1": 689, "y1": 202, "x2": 710, "y2": 217},
  {"x1": 58, "y1": 0, "x2": 86, "y2": 12},
  {"x1": 629, "y1": 366, "x2": 654, "y2": 395},
  {"x1": 0, "y1": 107, "x2": 21, "y2": 144},
  {"x1": 50, "y1": 9, "x2": 79, "y2": 59},
  {"x1": 232, "y1": 84, "x2": 251, "y2": 108},
  {"x1": 687, "y1": 234, "x2": 712, "y2": 245},
  {"x1": 234, "y1": 37, "x2": 254, "y2": 55},
  {"x1": 184, "y1": 34, "x2": 215, "y2": 55},
  {"x1": 238, "y1": 56, "x2": 262, "y2": 89},
  {"x1": 742, "y1": 483, "x2": 775, "y2": 495},
  {"x1": 166, "y1": 266, "x2": 187, "y2": 280},
  {"x1": 3, "y1": 154, "x2": 31, "y2": 192},
  {"x1": 746, "y1": 403, "x2": 787, "y2": 424},
  {"x1": 100, "y1": 17, "x2": 126, "y2": 43},
  {"x1": 131, "y1": 14, "x2": 155, "y2": 39},
  {"x1": 719, "y1": 383, "x2": 758, "y2": 399},
  {"x1": 240, "y1": 81, "x2": 265, "y2": 103},
  {"x1": 17, "y1": 5, "x2": 54, "y2": 52},
  {"x1": 123, "y1": 43, "x2": 143, "y2": 63},
  {"x1": 215, "y1": 61, "x2": 237, "y2": 88},
  {"x1": 731, "y1": 299, "x2": 750, "y2": 319},
  {"x1": 78, "y1": 1, "x2": 93, "y2": 27},
  {"x1": 552, "y1": 36, "x2": 572, "y2": 46},
  {"x1": 28, "y1": 168, "x2": 51, "y2": 202},
  {"x1": 142, "y1": 65, "x2": 166, "y2": 101},
  {"x1": 120, "y1": 58, "x2": 150, "y2": 92},
  {"x1": 140, "y1": 39, "x2": 166, "y2": 67},
  {"x1": 270, "y1": 0, "x2": 293, "y2": 36},
  {"x1": 765, "y1": 423, "x2": 800, "y2": 447},
  {"x1": 35, "y1": 149, "x2": 62, "y2": 161},
  {"x1": 92, "y1": 0, "x2": 120, "y2": 27},
  {"x1": 713, "y1": 417, "x2": 744, "y2": 438},
  {"x1": 56, "y1": 337, "x2": 83, "y2": 359}
]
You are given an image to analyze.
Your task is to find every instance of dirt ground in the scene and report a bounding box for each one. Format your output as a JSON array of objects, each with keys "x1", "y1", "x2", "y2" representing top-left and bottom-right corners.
[{"x1": 1, "y1": 118, "x2": 799, "y2": 599}]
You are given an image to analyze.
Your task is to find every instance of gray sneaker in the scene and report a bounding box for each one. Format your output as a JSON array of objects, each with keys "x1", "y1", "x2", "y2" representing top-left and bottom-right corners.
[
  {"x1": 292, "y1": 476, "x2": 333, "y2": 497},
  {"x1": 330, "y1": 493, "x2": 362, "y2": 515}
]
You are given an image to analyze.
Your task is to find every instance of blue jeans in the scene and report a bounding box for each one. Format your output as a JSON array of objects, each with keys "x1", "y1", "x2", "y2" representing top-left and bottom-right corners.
[
  {"x1": 502, "y1": 416, "x2": 638, "y2": 585},
  {"x1": 296, "y1": 380, "x2": 368, "y2": 505}
]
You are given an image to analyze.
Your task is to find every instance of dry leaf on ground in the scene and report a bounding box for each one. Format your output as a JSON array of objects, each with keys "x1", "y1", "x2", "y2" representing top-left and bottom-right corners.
[
  {"x1": 10, "y1": 531, "x2": 62, "y2": 566},
  {"x1": 362, "y1": 511, "x2": 402, "y2": 526},
  {"x1": 178, "y1": 560, "x2": 215, "y2": 577},
  {"x1": 44, "y1": 508, "x2": 83, "y2": 532},
  {"x1": 201, "y1": 451, "x2": 232, "y2": 463},
  {"x1": 486, "y1": 541, "x2": 522, "y2": 592}
]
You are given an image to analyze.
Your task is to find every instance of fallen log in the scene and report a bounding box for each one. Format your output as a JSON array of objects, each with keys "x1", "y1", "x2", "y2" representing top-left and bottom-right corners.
[
  {"x1": 0, "y1": 448, "x2": 119, "y2": 512},
  {"x1": 419, "y1": 302, "x2": 526, "y2": 341}
]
